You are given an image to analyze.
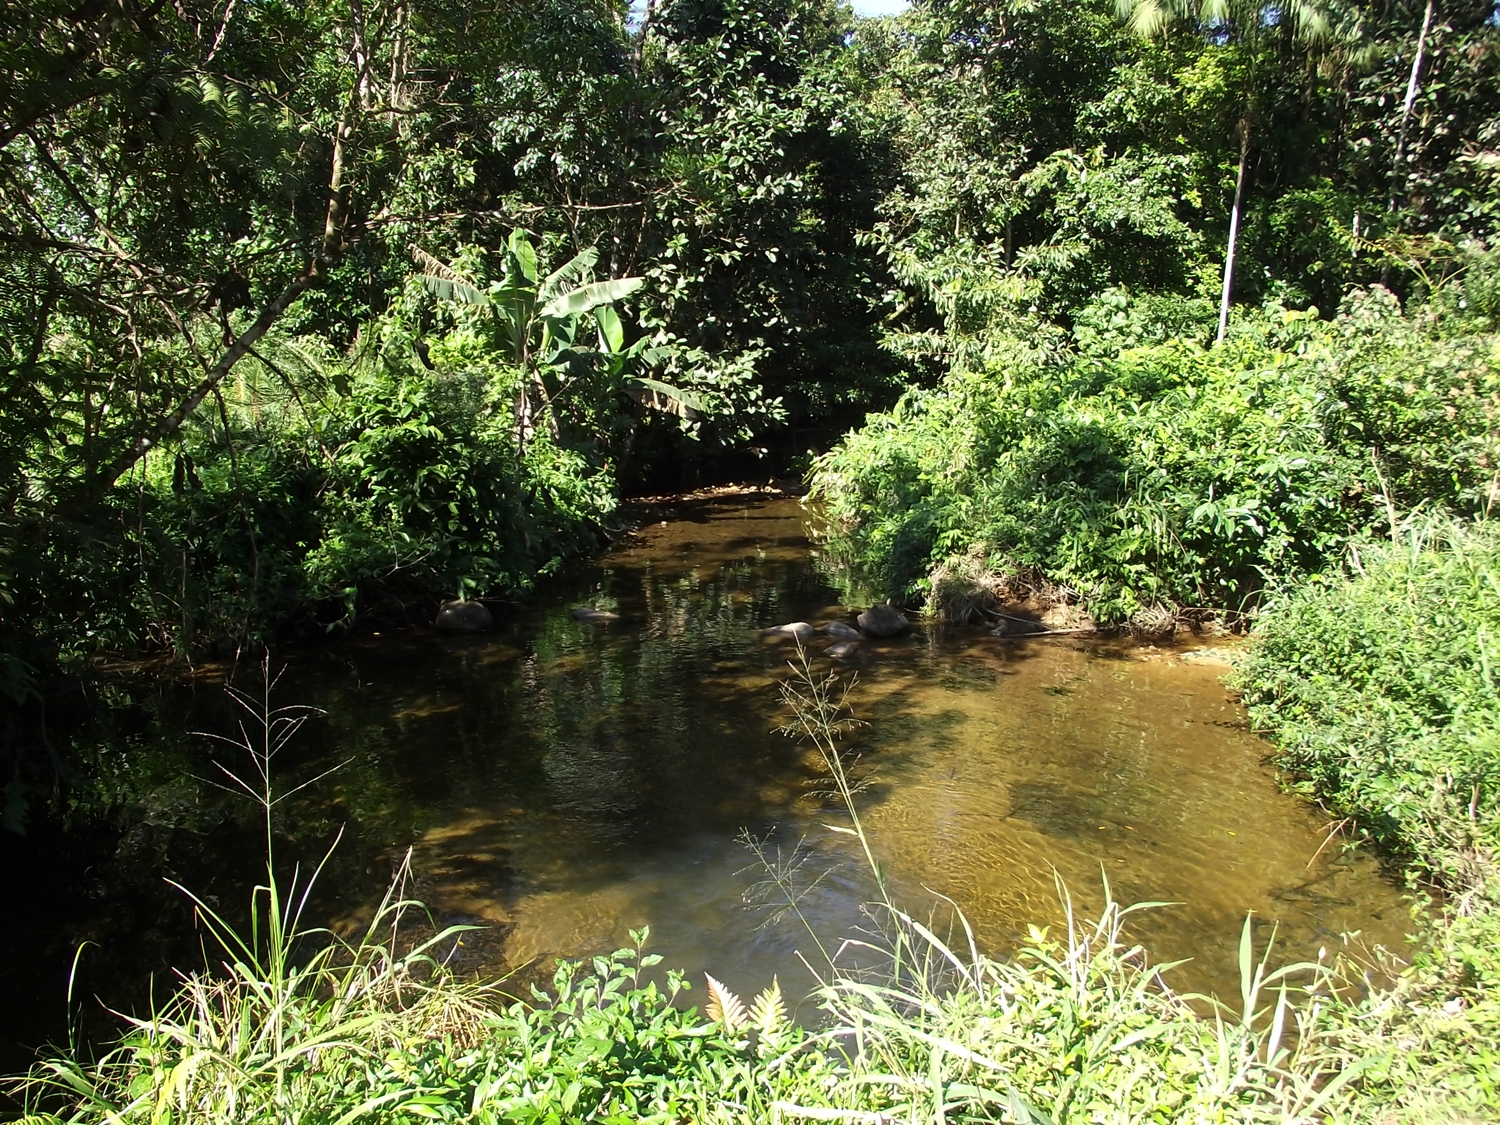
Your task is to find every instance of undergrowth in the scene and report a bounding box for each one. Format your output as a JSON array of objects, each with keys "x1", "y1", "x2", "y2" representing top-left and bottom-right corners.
[
  {"x1": 1237, "y1": 517, "x2": 1500, "y2": 1116},
  {"x1": 809, "y1": 294, "x2": 1500, "y2": 626},
  {"x1": 13, "y1": 652, "x2": 1500, "y2": 1122}
]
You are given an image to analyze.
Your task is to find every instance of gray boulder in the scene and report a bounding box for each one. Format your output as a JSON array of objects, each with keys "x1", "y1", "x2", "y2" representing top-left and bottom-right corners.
[
  {"x1": 436, "y1": 600, "x2": 493, "y2": 633},
  {"x1": 761, "y1": 621, "x2": 815, "y2": 642},
  {"x1": 857, "y1": 604, "x2": 910, "y2": 638},
  {"x1": 827, "y1": 640, "x2": 859, "y2": 659},
  {"x1": 821, "y1": 620, "x2": 861, "y2": 640},
  {"x1": 571, "y1": 607, "x2": 621, "y2": 623}
]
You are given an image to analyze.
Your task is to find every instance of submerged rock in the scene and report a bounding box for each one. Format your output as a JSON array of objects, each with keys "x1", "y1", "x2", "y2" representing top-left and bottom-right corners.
[
  {"x1": 827, "y1": 640, "x2": 859, "y2": 659},
  {"x1": 857, "y1": 604, "x2": 910, "y2": 638},
  {"x1": 761, "y1": 621, "x2": 814, "y2": 642},
  {"x1": 436, "y1": 600, "x2": 493, "y2": 633},
  {"x1": 571, "y1": 607, "x2": 621, "y2": 623},
  {"x1": 821, "y1": 620, "x2": 861, "y2": 640}
]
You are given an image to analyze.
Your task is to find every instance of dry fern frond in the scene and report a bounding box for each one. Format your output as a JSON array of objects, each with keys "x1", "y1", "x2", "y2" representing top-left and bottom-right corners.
[{"x1": 704, "y1": 973, "x2": 747, "y2": 1031}]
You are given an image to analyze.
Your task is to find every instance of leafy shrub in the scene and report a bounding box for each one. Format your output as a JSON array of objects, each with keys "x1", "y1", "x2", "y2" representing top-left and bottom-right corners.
[
  {"x1": 811, "y1": 300, "x2": 1500, "y2": 624},
  {"x1": 1236, "y1": 519, "x2": 1500, "y2": 1115},
  {"x1": 1238, "y1": 518, "x2": 1500, "y2": 892},
  {"x1": 50, "y1": 339, "x2": 621, "y2": 655}
]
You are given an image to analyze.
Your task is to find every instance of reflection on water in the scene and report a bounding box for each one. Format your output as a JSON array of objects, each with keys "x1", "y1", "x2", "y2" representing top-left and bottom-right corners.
[{"x1": 260, "y1": 495, "x2": 1412, "y2": 1004}]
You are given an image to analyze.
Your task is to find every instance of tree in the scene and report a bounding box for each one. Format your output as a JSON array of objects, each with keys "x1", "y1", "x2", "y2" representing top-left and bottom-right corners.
[
  {"x1": 0, "y1": 0, "x2": 622, "y2": 518},
  {"x1": 416, "y1": 230, "x2": 701, "y2": 457},
  {"x1": 852, "y1": 0, "x2": 1221, "y2": 365},
  {"x1": 1114, "y1": 0, "x2": 1348, "y2": 341}
]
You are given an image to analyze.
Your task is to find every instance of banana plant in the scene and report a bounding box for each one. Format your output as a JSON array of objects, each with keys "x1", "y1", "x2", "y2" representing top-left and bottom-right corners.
[{"x1": 413, "y1": 231, "x2": 703, "y2": 455}]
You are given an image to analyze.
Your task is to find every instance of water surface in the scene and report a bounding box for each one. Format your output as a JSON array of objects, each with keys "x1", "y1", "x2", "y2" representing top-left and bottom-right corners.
[{"x1": 266, "y1": 494, "x2": 1412, "y2": 1003}]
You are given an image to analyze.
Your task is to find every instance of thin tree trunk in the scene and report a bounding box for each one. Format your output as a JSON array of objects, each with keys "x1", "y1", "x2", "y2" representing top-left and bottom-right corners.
[
  {"x1": 1216, "y1": 120, "x2": 1251, "y2": 345},
  {"x1": 634, "y1": 0, "x2": 654, "y2": 70},
  {"x1": 80, "y1": 268, "x2": 319, "y2": 503},
  {"x1": 1387, "y1": 0, "x2": 1435, "y2": 218}
]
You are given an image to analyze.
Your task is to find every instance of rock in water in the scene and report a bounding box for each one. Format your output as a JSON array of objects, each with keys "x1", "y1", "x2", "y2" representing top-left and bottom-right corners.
[
  {"x1": 821, "y1": 620, "x2": 861, "y2": 640},
  {"x1": 761, "y1": 621, "x2": 815, "y2": 642},
  {"x1": 571, "y1": 607, "x2": 621, "y2": 623},
  {"x1": 436, "y1": 600, "x2": 493, "y2": 633},
  {"x1": 827, "y1": 640, "x2": 858, "y2": 659},
  {"x1": 857, "y1": 605, "x2": 910, "y2": 637}
]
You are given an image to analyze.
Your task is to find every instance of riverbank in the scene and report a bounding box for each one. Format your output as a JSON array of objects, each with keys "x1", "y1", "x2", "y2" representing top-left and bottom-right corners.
[
  {"x1": 808, "y1": 298, "x2": 1500, "y2": 635},
  {"x1": 790, "y1": 292, "x2": 1500, "y2": 1115},
  {"x1": 1235, "y1": 519, "x2": 1500, "y2": 1116}
]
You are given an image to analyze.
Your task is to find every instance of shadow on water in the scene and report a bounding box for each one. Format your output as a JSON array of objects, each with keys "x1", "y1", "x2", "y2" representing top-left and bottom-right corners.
[{"x1": 0, "y1": 495, "x2": 1415, "y2": 1076}]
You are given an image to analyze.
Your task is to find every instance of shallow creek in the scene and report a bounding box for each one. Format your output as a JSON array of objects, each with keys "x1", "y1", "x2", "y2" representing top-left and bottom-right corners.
[
  {"x1": 4, "y1": 494, "x2": 1415, "y2": 1070},
  {"x1": 285, "y1": 494, "x2": 1407, "y2": 1003}
]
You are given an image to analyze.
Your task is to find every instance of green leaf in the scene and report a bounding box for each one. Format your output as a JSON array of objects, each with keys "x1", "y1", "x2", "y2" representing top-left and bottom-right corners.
[
  {"x1": 539, "y1": 278, "x2": 644, "y2": 320},
  {"x1": 623, "y1": 377, "x2": 706, "y2": 420},
  {"x1": 544, "y1": 249, "x2": 599, "y2": 299},
  {"x1": 421, "y1": 275, "x2": 488, "y2": 307},
  {"x1": 596, "y1": 305, "x2": 625, "y2": 353},
  {"x1": 506, "y1": 230, "x2": 539, "y2": 284}
]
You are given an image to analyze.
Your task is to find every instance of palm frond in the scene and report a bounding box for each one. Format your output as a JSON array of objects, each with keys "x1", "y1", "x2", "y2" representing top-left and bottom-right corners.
[
  {"x1": 539, "y1": 277, "x2": 644, "y2": 320},
  {"x1": 419, "y1": 275, "x2": 488, "y2": 307},
  {"x1": 408, "y1": 245, "x2": 472, "y2": 286},
  {"x1": 623, "y1": 376, "x2": 706, "y2": 420},
  {"x1": 541, "y1": 248, "x2": 599, "y2": 301}
]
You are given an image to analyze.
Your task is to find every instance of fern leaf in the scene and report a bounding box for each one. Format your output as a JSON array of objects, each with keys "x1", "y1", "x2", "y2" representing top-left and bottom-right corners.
[
  {"x1": 704, "y1": 973, "x2": 746, "y2": 1031},
  {"x1": 749, "y1": 977, "x2": 786, "y2": 1036}
]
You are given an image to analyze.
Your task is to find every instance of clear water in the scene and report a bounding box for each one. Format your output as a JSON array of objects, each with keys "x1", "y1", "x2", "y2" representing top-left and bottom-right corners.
[{"x1": 261, "y1": 494, "x2": 1414, "y2": 1005}]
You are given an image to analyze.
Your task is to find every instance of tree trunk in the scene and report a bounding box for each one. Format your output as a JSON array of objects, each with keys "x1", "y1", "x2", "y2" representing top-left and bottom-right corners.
[
  {"x1": 1387, "y1": 0, "x2": 1436, "y2": 219},
  {"x1": 77, "y1": 267, "x2": 319, "y2": 505},
  {"x1": 634, "y1": 0, "x2": 654, "y2": 70},
  {"x1": 1216, "y1": 120, "x2": 1251, "y2": 345},
  {"x1": 65, "y1": 59, "x2": 369, "y2": 510}
]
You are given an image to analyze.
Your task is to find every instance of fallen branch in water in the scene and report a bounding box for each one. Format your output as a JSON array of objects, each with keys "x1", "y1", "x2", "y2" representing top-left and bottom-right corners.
[
  {"x1": 981, "y1": 607, "x2": 1096, "y2": 638},
  {"x1": 991, "y1": 626, "x2": 1097, "y2": 638}
]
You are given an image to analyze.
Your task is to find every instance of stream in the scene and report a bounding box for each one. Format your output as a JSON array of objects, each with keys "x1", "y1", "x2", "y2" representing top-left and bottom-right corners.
[{"x1": 2, "y1": 493, "x2": 1414, "y2": 1072}]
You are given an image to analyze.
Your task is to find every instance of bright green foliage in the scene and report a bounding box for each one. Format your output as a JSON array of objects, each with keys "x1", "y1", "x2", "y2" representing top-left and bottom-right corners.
[
  {"x1": 855, "y1": 0, "x2": 1226, "y2": 363},
  {"x1": 855, "y1": 0, "x2": 1500, "y2": 360},
  {"x1": 1235, "y1": 519, "x2": 1500, "y2": 1118},
  {"x1": 417, "y1": 231, "x2": 703, "y2": 453},
  {"x1": 50, "y1": 311, "x2": 623, "y2": 655},
  {"x1": 25, "y1": 882, "x2": 1493, "y2": 1123},
  {"x1": 811, "y1": 296, "x2": 1500, "y2": 623},
  {"x1": 1239, "y1": 519, "x2": 1500, "y2": 886},
  {"x1": 19, "y1": 656, "x2": 1500, "y2": 1124}
]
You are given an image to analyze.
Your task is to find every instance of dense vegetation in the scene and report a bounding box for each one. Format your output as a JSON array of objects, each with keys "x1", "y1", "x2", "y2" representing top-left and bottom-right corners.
[
  {"x1": 811, "y1": 291, "x2": 1500, "y2": 625},
  {"x1": 1234, "y1": 522, "x2": 1500, "y2": 1116},
  {"x1": 6, "y1": 0, "x2": 1500, "y2": 1117},
  {"x1": 4, "y1": 0, "x2": 1498, "y2": 674}
]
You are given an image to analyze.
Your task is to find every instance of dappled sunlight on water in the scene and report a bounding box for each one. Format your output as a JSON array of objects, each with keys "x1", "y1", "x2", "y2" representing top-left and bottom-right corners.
[{"x1": 253, "y1": 495, "x2": 1414, "y2": 1006}]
